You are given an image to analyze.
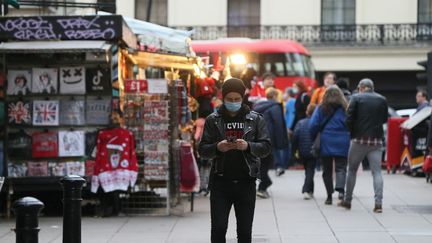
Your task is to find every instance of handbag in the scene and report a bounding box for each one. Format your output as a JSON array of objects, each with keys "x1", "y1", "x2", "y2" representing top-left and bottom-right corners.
[
  {"x1": 423, "y1": 155, "x2": 432, "y2": 173},
  {"x1": 311, "y1": 109, "x2": 337, "y2": 157}
]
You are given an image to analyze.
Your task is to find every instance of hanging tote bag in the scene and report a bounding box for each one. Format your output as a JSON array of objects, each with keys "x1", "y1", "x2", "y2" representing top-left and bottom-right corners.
[{"x1": 311, "y1": 109, "x2": 337, "y2": 157}]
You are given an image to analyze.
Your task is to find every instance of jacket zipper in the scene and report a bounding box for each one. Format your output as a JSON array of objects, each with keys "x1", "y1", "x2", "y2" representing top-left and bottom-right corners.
[{"x1": 242, "y1": 123, "x2": 253, "y2": 176}]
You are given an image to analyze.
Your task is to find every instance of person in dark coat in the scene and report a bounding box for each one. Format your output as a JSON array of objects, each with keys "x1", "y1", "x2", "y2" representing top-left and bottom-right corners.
[
  {"x1": 309, "y1": 85, "x2": 350, "y2": 205},
  {"x1": 292, "y1": 104, "x2": 317, "y2": 200},
  {"x1": 291, "y1": 80, "x2": 311, "y2": 131},
  {"x1": 253, "y1": 87, "x2": 289, "y2": 198}
]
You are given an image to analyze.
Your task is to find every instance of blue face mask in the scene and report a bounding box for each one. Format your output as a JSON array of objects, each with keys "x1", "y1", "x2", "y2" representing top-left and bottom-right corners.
[{"x1": 225, "y1": 101, "x2": 242, "y2": 112}]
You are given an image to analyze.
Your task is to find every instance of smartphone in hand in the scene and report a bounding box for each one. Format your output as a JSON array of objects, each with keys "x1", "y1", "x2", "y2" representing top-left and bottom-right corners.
[{"x1": 227, "y1": 136, "x2": 237, "y2": 143}]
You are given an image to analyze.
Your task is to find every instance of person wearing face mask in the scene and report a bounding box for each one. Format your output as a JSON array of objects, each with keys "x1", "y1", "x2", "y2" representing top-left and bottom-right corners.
[
  {"x1": 199, "y1": 78, "x2": 271, "y2": 243},
  {"x1": 310, "y1": 72, "x2": 337, "y2": 105},
  {"x1": 291, "y1": 80, "x2": 310, "y2": 131}
]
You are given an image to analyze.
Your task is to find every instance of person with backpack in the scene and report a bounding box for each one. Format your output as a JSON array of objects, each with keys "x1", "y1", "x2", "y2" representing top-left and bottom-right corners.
[
  {"x1": 309, "y1": 86, "x2": 350, "y2": 205},
  {"x1": 292, "y1": 104, "x2": 317, "y2": 200}
]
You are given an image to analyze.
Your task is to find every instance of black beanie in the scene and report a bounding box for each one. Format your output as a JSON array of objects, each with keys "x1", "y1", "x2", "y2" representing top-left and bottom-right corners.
[{"x1": 222, "y1": 78, "x2": 246, "y2": 98}]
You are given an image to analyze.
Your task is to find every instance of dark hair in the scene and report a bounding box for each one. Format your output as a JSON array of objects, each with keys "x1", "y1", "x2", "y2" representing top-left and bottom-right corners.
[
  {"x1": 15, "y1": 75, "x2": 27, "y2": 86},
  {"x1": 417, "y1": 88, "x2": 428, "y2": 99},
  {"x1": 294, "y1": 80, "x2": 307, "y2": 94},
  {"x1": 321, "y1": 85, "x2": 348, "y2": 114},
  {"x1": 262, "y1": 72, "x2": 274, "y2": 80},
  {"x1": 336, "y1": 77, "x2": 349, "y2": 90},
  {"x1": 324, "y1": 72, "x2": 337, "y2": 80}
]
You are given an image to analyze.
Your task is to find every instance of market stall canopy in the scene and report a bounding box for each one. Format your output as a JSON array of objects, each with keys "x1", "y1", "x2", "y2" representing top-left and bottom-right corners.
[
  {"x1": 123, "y1": 49, "x2": 197, "y2": 71},
  {"x1": 0, "y1": 40, "x2": 111, "y2": 53},
  {"x1": 98, "y1": 11, "x2": 194, "y2": 56},
  {"x1": 401, "y1": 106, "x2": 432, "y2": 130}
]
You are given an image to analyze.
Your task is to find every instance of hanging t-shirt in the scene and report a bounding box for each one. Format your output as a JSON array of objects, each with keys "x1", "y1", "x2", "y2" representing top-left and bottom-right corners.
[
  {"x1": 59, "y1": 99, "x2": 85, "y2": 125},
  {"x1": 32, "y1": 131, "x2": 58, "y2": 158},
  {"x1": 8, "y1": 101, "x2": 32, "y2": 125},
  {"x1": 85, "y1": 131, "x2": 98, "y2": 158},
  {"x1": 49, "y1": 162, "x2": 66, "y2": 177},
  {"x1": 7, "y1": 70, "x2": 31, "y2": 96},
  {"x1": 27, "y1": 161, "x2": 49, "y2": 177},
  {"x1": 31, "y1": 68, "x2": 58, "y2": 94},
  {"x1": 8, "y1": 163, "x2": 27, "y2": 177},
  {"x1": 66, "y1": 161, "x2": 85, "y2": 176},
  {"x1": 60, "y1": 66, "x2": 86, "y2": 94},
  {"x1": 58, "y1": 130, "x2": 85, "y2": 157},
  {"x1": 33, "y1": 100, "x2": 60, "y2": 126},
  {"x1": 8, "y1": 131, "x2": 32, "y2": 159},
  {"x1": 86, "y1": 97, "x2": 111, "y2": 125},
  {"x1": 86, "y1": 67, "x2": 111, "y2": 94}
]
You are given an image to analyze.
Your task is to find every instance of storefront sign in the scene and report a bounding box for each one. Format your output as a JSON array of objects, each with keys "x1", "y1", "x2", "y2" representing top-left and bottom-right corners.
[
  {"x1": 0, "y1": 15, "x2": 123, "y2": 41},
  {"x1": 147, "y1": 79, "x2": 168, "y2": 94},
  {"x1": 124, "y1": 79, "x2": 148, "y2": 93}
]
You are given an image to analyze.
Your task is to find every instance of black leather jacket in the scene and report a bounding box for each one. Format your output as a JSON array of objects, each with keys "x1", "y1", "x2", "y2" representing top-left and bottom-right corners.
[
  {"x1": 198, "y1": 108, "x2": 271, "y2": 179},
  {"x1": 346, "y1": 91, "x2": 388, "y2": 140}
]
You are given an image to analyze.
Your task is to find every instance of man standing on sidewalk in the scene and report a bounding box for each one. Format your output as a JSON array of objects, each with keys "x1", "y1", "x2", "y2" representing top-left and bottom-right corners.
[
  {"x1": 339, "y1": 78, "x2": 388, "y2": 213},
  {"x1": 199, "y1": 78, "x2": 271, "y2": 243}
]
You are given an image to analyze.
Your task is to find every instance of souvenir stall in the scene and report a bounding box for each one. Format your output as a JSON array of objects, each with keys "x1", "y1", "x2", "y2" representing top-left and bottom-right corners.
[
  {"x1": 0, "y1": 15, "x2": 137, "y2": 216},
  {"x1": 117, "y1": 48, "x2": 201, "y2": 215},
  {"x1": 400, "y1": 106, "x2": 432, "y2": 175}
]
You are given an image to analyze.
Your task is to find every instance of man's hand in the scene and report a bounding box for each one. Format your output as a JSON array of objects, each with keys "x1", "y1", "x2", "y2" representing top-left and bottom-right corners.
[
  {"x1": 235, "y1": 139, "x2": 249, "y2": 151},
  {"x1": 217, "y1": 140, "x2": 237, "y2": 152}
]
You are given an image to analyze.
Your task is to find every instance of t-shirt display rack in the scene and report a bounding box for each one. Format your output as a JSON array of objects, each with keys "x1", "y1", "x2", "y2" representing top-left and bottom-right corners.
[
  {"x1": 120, "y1": 78, "x2": 173, "y2": 216},
  {"x1": 0, "y1": 49, "x2": 117, "y2": 216}
]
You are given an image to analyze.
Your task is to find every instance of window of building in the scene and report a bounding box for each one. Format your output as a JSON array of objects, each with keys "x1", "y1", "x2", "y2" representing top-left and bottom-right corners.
[
  {"x1": 135, "y1": 0, "x2": 167, "y2": 26},
  {"x1": 419, "y1": 0, "x2": 432, "y2": 23},
  {"x1": 321, "y1": 0, "x2": 356, "y2": 25},
  {"x1": 227, "y1": 0, "x2": 260, "y2": 38},
  {"x1": 227, "y1": 0, "x2": 260, "y2": 26},
  {"x1": 98, "y1": 0, "x2": 116, "y2": 13}
]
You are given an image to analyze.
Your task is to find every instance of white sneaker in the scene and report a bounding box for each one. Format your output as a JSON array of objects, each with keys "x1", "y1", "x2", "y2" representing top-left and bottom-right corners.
[{"x1": 303, "y1": 192, "x2": 312, "y2": 200}]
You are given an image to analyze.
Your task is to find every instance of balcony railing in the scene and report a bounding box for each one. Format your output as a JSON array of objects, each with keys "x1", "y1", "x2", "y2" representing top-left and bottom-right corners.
[{"x1": 173, "y1": 24, "x2": 432, "y2": 45}]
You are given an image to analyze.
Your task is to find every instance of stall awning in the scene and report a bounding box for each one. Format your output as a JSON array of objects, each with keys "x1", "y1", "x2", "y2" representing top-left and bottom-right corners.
[
  {"x1": 0, "y1": 41, "x2": 112, "y2": 53},
  {"x1": 123, "y1": 49, "x2": 197, "y2": 71},
  {"x1": 401, "y1": 106, "x2": 432, "y2": 130}
]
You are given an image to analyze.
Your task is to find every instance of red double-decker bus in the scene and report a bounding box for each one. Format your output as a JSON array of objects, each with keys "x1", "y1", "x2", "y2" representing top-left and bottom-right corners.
[{"x1": 191, "y1": 38, "x2": 317, "y2": 91}]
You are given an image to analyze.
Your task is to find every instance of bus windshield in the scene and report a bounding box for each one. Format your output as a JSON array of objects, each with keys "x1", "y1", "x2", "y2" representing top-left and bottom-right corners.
[{"x1": 260, "y1": 53, "x2": 315, "y2": 79}]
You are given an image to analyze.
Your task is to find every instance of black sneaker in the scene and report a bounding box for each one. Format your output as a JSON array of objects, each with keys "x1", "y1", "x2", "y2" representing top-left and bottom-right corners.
[
  {"x1": 373, "y1": 204, "x2": 383, "y2": 213},
  {"x1": 338, "y1": 192, "x2": 344, "y2": 200},
  {"x1": 325, "y1": 197, "x2": 332, "y2": 205},
  {"x1": 276, "y1": 168, "x2": 285, "y2": 176},
  {"x1": 337, "y1": 200, "x2": 351, "y2": 210}
]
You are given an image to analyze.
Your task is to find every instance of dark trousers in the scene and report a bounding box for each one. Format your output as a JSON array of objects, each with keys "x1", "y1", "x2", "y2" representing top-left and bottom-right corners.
[
  {"x1": 321, "y1": 156, "x2": 347, "y2": 196},
  {"x1": 302, "y1": 157, "x2": 316, "y2": 193},
  {"x1": 210, "y1": 178, "x2": 256, "y2": 243},
  {"x1": 258, "y1": 155, "x2": 272, "y2": 191}
]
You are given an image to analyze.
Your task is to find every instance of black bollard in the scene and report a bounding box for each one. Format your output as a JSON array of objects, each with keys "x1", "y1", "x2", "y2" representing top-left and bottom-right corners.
[
  {"x1": 60, "y1": 175, "x2": 86, "y2": 243},
  {"x1": 12, "y1": 197, "x2": 44, "y2": 243}
]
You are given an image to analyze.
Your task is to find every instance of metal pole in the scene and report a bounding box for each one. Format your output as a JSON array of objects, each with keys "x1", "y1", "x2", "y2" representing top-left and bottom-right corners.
[
  {"x1": 12, "y1": 197, "x2": 44, "y2": 243},
  {"x1": 60, "y1": 175, "x2": 86, "y2": 243}
]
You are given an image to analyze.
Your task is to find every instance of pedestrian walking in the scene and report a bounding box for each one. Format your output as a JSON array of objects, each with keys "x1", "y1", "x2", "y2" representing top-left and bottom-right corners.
[
  {"x1": 291, "y1": 80, "x2": 310, "y2": 132},
  {"x1": 336, "y1": 77, "x2": 352, "y2": 102},
  {"x1": 254, "y1": 88, "x2": 289, "y2": 190},
  {"x1": 292, "y1": 104, "x2": 317, "y2": 200},
  {"x1": 284, "y1": 87, "x2": 296, "y2": 168},
  {"x1": 249, "y1": 72, "x2": 275, "y2": 103},
  {"x1": 339, "y1": 78, "x2": 388, "y2": 213},
  {"x1": 415, "y1": 88, "x2": 430, "y2": 113},
  {"x1": 198, "y1": 78, "x2": 271, "y2": 243},
  {"x1": 310, "y1": 72, "x2": 336, "y2": 105},
  {"x1": 309, "y1": 86, "x2": 350, "y2": 205}
]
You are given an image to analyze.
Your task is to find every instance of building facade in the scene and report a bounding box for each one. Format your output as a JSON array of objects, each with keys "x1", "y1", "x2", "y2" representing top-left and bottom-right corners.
[{"x1": 117, "y1": 0, "x2": 432, "y2": 108}]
